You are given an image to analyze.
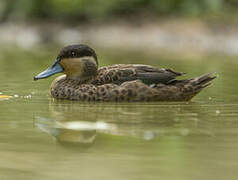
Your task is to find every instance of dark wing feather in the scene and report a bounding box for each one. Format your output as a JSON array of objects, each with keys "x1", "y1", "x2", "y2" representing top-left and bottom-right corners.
[
  {"x1": 133, "y1": 65, "x2": 184, "y2": 85},
  {"x1": 93, "y1": 64, "x2": 184, "y2": 85}
]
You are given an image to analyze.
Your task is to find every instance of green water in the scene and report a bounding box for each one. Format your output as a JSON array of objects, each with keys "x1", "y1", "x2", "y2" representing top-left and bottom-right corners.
[{"x1": 0, "y1": 48, "x2": 238, "y2": 180}]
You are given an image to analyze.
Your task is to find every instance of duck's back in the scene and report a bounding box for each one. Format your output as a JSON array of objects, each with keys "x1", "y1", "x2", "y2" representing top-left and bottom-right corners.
[{"x1": 92, "y1": 64, "x2": 184, "y2": 86}]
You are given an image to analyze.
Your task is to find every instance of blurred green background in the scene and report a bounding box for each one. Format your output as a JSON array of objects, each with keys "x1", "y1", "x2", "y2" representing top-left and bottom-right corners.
[
  {"x1": 0, "y1": 0, "x2": 238, "y2": 23},
  {"x1": 0, "y1": 0, "x2": 238, "y2": 58}
]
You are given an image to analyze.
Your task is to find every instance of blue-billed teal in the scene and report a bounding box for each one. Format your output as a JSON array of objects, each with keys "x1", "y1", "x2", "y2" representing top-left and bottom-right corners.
[{"x1": 34, "y1": 44, "x2": 216, "y2": 101}]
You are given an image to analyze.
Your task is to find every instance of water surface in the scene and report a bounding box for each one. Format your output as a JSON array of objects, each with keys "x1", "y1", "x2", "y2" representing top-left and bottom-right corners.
[{"x1": 0, "y1": 48, "x2": 237, "y2": 180}]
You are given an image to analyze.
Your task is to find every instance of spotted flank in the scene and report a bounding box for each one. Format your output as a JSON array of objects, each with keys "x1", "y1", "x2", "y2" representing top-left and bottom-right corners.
[{"x1": 34, "y1": 44, "x2": 216, "y2": 102}]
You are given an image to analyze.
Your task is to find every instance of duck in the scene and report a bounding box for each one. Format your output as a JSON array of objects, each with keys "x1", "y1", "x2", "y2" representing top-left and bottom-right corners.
[{"x1": 34, "y1": 44, "x2": 216, "y2": 101}]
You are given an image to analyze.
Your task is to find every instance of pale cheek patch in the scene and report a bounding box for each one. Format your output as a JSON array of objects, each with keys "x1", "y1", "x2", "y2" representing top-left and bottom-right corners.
[
  {"x1": 60, "y1": 58, "x2": 84, "y2": 77},
  {"x1": 59, "y1": 57, "x2": 97, "y2": 79}
]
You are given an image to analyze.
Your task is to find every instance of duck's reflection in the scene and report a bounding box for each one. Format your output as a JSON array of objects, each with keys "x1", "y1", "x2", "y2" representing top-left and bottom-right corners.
[
  {"x1": 35, "y1": 116, "x2": 117, "y2": 145},
  {"x1": 35, "y1": 100, "x2": 216, "y2": 146}
]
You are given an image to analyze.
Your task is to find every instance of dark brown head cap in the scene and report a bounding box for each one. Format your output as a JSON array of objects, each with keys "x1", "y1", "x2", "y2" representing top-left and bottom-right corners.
[{"x1": 57, "y1": 44, "x2": 98, "y2": 65}]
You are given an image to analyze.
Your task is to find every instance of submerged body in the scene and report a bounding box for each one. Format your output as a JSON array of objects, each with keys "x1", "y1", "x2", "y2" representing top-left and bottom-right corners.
[{"x1": 34, "y1": 44, "x2": 216, "y2": 101}]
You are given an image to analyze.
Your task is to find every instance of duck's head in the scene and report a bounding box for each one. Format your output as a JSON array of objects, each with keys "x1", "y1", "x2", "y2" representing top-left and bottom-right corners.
[{"x1": 34, "y1": 44, "x2": 98, "y2": 81}]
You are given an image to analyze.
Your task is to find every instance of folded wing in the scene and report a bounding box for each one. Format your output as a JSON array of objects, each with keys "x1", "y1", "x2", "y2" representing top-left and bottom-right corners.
[{"x1": 92, "y1": 64, "x2": 185, "y2": 85}]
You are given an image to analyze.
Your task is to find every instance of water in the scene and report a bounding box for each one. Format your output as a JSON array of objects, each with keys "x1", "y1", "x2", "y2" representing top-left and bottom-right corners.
[{"x1": 0, "y1": 48, "x2": 238, "y2": 180}]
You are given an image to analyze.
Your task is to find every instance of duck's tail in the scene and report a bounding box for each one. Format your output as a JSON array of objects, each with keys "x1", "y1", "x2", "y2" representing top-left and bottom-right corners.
[
  {"x1": 189, "y1": 72, "x2": 216, "y2": 90},
  {"x1": 173, "y1": 72, "x2": 217, "y2": 101}
]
